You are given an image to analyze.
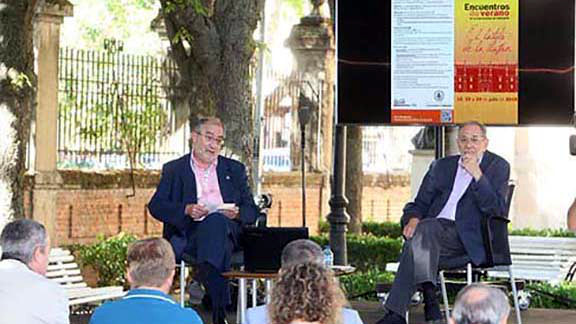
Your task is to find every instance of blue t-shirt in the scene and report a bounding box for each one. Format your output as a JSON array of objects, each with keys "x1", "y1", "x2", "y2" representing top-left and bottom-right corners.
[{"x1": 89, "y1": 288, "x2": 203, "y2": 324}]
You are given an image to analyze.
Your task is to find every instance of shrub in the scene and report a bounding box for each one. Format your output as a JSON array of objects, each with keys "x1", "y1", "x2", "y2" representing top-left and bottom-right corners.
[
  {"x1": 510, "y1": 228, "x2": 576, "y2": 238},
  {"x1": 311, "y1": 234, "x2": 402, "y2": 272},
  {"x1": 318, "y1": 221, "x2": 403, "y2": 239},
  {"x1": 527, "y1": 282, "x2": 576, "y2": 309},
  {"x1": 362, "y1": 222, "x2": 403, "y2": 238},
  {"x1": 73, "y1": 233, "x2": 138, "y2": 287},
  {"x1": 339, "y1": 269, "x2": 395, "y2": 301}
]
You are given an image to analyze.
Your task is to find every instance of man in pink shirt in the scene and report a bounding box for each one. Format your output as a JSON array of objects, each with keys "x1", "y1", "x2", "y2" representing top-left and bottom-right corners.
[{"x1": 149, "y1": 117, "x2": 258, "y2": 324}]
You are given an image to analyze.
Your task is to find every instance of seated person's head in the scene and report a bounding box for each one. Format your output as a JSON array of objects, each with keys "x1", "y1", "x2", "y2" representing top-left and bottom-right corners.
[
  {"x1": 450, "y1": 284, "x2": 510, "y2": 324},
  {"x1": 269, "y1": 262, "x2": 345, "y2": 324},
  {"x1": 0, "y1": 219, "x2": 50, "y2": 275},
  {"x1": 126, "y1": 238, "x2": 175, "y2": 292},
  {"x1": 281, "y1": 239, "x2": 323, "y2": 268}
]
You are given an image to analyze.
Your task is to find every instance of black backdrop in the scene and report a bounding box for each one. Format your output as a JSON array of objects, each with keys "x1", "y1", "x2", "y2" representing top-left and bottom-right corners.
[{"x1": 337, "y1": 0, "x2": 575, "y2": 125}]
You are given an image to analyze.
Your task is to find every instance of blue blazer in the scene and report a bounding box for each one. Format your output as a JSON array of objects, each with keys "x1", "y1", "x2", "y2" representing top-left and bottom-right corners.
[
  {"x1": 148, "y1": 154, "x2": 258, "y2": 261},
  {"x1": 401, "y1": 151, "x2": 510, "y2": 265}
]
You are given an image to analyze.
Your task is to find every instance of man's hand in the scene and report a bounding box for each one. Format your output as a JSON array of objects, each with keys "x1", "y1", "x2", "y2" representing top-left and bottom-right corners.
[
  {"x1": 403, "y1": 217, "x2": 420, "y2": 239},
  {"x1": 185, "y1": 204, "x2": 209, "y2": 220},
  {"x1": 220, "y1": 206, "x2": 240, "y2": 220},
  {"x1": 461, "y1": 153, "x2": 483, "y2": 181}
]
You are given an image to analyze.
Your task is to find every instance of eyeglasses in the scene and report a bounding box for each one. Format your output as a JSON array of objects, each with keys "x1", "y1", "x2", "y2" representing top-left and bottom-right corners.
[
  {"x1": 457, "y1": 136, "x2": 485, "y2": 145},
  {"x1": 195, "y1": 131, "x2": 225, "y2": 146}
]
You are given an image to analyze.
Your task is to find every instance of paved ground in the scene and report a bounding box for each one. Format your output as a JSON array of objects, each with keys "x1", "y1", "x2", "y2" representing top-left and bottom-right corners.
[
  {"x1": 351, "y1": 300, "x2": 576, "y2": 324},
  {"x1": 71, "y1": 300, "x2": 576, "y2": 324}
]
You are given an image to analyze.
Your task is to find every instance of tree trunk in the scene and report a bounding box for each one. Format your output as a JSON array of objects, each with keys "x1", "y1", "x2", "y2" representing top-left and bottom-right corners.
[
  {"x1": 345, "y1": 125, "x2": 363, "y2": 234},
  {"x1": 160, "y1": 0, "x2": 264, "y2": 169},
  {"x1": 0, "y1": 0, "x2": 37, "y2": 225}
]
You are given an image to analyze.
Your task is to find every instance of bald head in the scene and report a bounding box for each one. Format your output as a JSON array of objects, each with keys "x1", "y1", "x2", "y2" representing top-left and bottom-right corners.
[{"x1": 451, "y1": 284, "x2": 510, "y2": 324}]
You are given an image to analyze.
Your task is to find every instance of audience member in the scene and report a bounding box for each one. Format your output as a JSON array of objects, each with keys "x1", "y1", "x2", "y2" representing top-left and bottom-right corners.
[
  {"x1": 89, "y1": 238, "x2": 203, "y2": 324},
  {"x1": 0, "y1": 219, "x2": 69, "y2": 324},
  {"x1": 450, "y1": 284, "x2": 510, "y2": 324},
  {"x1": 268, "y1": 262, "x2": 346, "y2": 324},
  {"x1": 246, "y1": 239, "x2": 363, "y2": 324}
]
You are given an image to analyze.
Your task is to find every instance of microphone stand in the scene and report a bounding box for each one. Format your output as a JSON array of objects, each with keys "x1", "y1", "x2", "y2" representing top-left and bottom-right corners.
[{"x1": 298, "y1": 92, "x2": 313, "y2": 227}]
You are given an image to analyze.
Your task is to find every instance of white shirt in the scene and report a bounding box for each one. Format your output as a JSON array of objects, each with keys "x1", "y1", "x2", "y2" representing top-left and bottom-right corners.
[
  {"x1": 0, "y1": 259, "x2": 69, "y2": 324},
  {"x1": 246, "y1": 304, "x2": 364, "y2": 324}
]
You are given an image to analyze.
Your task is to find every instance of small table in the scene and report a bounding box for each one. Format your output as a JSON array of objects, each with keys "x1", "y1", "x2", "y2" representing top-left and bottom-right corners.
[
  {"x1": 223, "y1": 265, "x2": 355, "y2": 324},
  {"x1": 222, "y1": 271, "x2": 276, "y2": 324}
]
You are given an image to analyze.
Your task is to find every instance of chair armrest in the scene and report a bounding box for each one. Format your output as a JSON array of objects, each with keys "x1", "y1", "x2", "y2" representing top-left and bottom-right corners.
[{"x1": 482, "y1": 216, "x2": 511, "y2": 267}]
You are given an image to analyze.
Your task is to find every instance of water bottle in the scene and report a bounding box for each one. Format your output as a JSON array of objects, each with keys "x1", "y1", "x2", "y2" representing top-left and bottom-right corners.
[{"x1": 323, "y1": 245, "x2": 334, "y2": 267}]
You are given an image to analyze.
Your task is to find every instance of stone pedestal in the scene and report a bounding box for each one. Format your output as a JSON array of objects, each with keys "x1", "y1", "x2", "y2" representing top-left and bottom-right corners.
[
  {"x1": 33, "y1": 0, "x2": 72, "y2": 245},
  {"x1": 286, "y1": 12, "x2": 335, "y2": 173}
]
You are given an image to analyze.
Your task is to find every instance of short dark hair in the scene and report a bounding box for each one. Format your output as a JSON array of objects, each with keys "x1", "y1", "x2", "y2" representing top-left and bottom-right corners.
[
  {"x1": 281, "y1": 239, "x2": 323, "y2": 267},
  {"x1": 0, "y1": 219, "x2": 47, "y2": 264},
  {"x1": 127, "y1": 238, "x2": 175, "y2": 288}
]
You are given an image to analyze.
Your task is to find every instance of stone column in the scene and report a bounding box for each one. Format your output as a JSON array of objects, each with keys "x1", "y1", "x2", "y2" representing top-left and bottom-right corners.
[
  {"x1": 286, "y1": 1, "x2": 335, "y2": 173},
  {"x1": 409, "y1": 149, "x2": 435, "y2": 199},
  {"x1": 33, "y1": 1, "x2": 73, "y2": 245}
]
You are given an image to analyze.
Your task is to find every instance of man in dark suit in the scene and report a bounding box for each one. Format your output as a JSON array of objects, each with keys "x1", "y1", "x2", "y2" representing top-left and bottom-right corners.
[
  {"x1": 148, "y1": 117, "x2": 258, "y2": 324},
  {"x1": 378, "y1": 121, "x2": 510, "y2": 324}
]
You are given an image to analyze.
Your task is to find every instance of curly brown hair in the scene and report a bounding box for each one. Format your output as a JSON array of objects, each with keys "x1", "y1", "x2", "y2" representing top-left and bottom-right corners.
[{"x1": 268, "y1": 262, "x2": 346, "y2": 324}]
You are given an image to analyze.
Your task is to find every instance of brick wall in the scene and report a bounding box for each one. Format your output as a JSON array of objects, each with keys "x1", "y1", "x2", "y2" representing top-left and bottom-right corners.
[
  {"x1": 362, "y1": 173, "x2": 412, "y2": 223},
  {"x1": 24, "y1": 170, "x2": 410, "y2": 245}
]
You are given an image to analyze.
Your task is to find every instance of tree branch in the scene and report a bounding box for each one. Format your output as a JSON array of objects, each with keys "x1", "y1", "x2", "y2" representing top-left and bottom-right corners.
[{"x1": 176, "y1": 5, "x2": 221, "y2": 77}]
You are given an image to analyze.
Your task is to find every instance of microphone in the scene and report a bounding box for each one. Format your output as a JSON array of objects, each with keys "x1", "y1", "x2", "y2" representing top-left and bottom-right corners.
[{"x1": 570, "y1": 135, "x2": 576, "y2": 156}]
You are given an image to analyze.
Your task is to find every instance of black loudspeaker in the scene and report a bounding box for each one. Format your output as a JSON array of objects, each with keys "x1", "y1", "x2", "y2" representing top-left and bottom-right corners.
[{"x1": 570, "y1": 135, "x2": 576, "y2": 156}]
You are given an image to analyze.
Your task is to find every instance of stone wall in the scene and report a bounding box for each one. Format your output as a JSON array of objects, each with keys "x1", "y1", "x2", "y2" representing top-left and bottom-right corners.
[{"x1": 23, "y1": 170, "x2": 411, "y2": 245}]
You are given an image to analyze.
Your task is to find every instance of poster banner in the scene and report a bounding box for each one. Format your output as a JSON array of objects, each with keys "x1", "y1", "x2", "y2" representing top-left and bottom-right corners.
[
  {"x1": 454, "y1": 0, "x2": 519, "y2": 123},
  {"x1": 391, "y1": 0, "x2": 519, "y2": 124},
  {"x1": 390, "y1": 0, "x2": 454, "y2": 124}
]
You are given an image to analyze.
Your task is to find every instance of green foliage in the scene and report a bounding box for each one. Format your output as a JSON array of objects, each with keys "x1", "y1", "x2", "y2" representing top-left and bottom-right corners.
[
  {"x1": 318, "y1": 221, "x2": 403, "y2": 239},
  {"x1": 283, "y1": 0, "x2": 308, "y2": 17},
  {"x1": 190, "y1": 0, "x2": 210, "y2": 16},
  {"x1": 311, "y1": 234, "x2": 402, "y2": 272},
  {"x1": 320, "y1": 221, "x2": 576, "y2": 239},
  {"x1": 527, "y1": 282, "x2": 576, "y2": 309},
  {"x1": 59, "y1": 60, "x2": 170, "y2": 169},
  {"x1": 172, "y1": 27, "x2": 194, "y2": 45},
  {"x1": 63, "y1": 0, "x2": 162, "y2": 54},
  {"x1": 510, "y1": 228, "x2": 576, "y2": 238},
  {"x1": 362, "y1": 222, "x2": 403, "y2": 238},
  {"x1": 164, "y1": 0, "x2": 208, "y2": 15},
  {"x1": 8, "y1": 70, "x2": 32, "y2": 90},
  {"x1": 339, "y1": 269, "x2": 395, "y2": 301},
  {"x1": 73, "y1": 233, "x2": 138, "y2": 287}
]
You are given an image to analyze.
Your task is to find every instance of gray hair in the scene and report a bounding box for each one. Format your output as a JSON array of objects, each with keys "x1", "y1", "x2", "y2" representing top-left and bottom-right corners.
[
  {"x1": 458, "y1": 121, "x2": 487, "y2": 137},
  {"x1": 193, "y1": 117, "x2": 224, "y2": 133},
  {"x1": 0, "y1": 219, "x2": 47, "y2": 264},
  {"x1": 281, "y1": 239, "x2": 323, "y2": 267},
  {"x1": 452, "y1": 284, "x2": 511, "y2": 324}
]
